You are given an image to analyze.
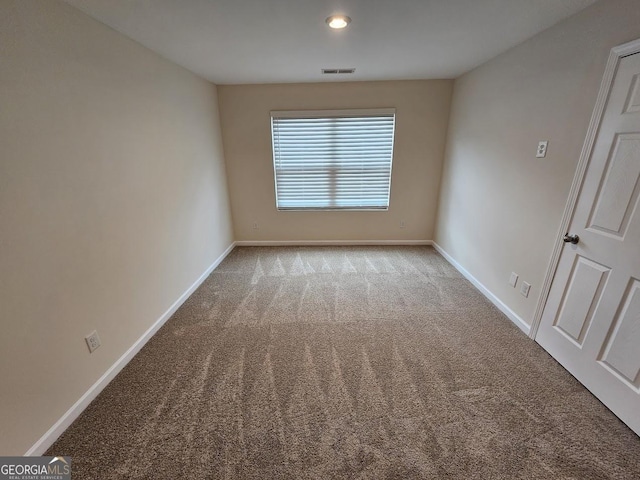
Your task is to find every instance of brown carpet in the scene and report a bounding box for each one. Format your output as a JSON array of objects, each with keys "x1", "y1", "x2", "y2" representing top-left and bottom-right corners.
[{"x1": 47, "y1": 246, "x2": 640, "y2": 479}]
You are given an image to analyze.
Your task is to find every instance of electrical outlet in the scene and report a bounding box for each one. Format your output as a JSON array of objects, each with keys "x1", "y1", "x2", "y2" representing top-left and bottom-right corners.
[
  {"x1": 509, "y1": 272, "x2": 519, "y2": 288},
  {"x1": 400, "y1": 221, "x2": 406, "y2": 229},
  {"x1": 536, "y1": 141, "x2": 548, "y2": 158},
  {"x1": 252, "y1": 222, "x2": 259, "y2": 230},
  {"x1": 520, "y1": 281, "x2": 531, "y2": 298},
  {"x1": 85, "y1": 330, "x2": 101, "y2": 353}
]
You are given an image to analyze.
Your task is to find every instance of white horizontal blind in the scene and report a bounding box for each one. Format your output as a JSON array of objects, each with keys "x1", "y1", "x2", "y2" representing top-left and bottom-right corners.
[{"x1": 271, "y1": 109, "x2": 395, "y2": 210}]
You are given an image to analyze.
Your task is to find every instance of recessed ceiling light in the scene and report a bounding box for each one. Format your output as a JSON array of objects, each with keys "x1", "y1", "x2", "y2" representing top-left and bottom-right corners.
[{"x1": 326, "y1": 15, "x2": 351, "y2": 29}]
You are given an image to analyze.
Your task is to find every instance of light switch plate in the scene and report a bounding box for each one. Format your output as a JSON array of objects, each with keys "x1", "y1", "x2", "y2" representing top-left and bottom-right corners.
[
  {"x1": 509, "y1": 272, "x2": 518, "y2": 288},
  {"x1": 520, "y1": 281, "x2": 531, "y2": 298}
]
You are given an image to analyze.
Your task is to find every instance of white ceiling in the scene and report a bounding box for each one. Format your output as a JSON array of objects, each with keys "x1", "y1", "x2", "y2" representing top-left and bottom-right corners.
[{"x1": 64, "y1": 0, "x2": 598, "y2": 85}]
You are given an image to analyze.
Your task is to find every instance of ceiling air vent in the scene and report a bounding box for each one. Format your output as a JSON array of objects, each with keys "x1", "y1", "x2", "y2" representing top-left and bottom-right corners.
[{"x1": 322, "y1": 68, "x2": 356, "y2": 75}]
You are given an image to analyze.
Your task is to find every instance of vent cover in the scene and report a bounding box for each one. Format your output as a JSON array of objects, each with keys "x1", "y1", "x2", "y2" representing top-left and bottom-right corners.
[{"x1": 322, "y1": 68, "x2": 356, "y2": 74}]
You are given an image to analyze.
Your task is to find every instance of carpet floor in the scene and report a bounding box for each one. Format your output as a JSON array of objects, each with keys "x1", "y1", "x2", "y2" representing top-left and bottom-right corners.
[{"x1": 47, "y1": 246, "x2": 640, "y2": 479}]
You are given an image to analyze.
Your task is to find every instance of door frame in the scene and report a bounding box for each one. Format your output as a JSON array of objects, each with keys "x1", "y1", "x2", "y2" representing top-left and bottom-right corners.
[{"x1": 529, "y1": 37, "x2": 640, "y2": 340}]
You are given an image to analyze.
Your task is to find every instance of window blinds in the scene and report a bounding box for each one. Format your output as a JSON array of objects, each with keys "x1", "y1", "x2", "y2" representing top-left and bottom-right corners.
[{"x1": 271, "y1": 109, "x2": 395, "y2": 210}]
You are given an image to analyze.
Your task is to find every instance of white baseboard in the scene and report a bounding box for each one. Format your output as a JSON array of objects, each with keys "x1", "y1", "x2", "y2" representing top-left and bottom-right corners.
[
  {"x1": 234, "y1": 240, "x2": 433, "y2": 246},
  {"x1": 25, "y1": 242, "x2": 236, "y2": 456},
  {"x1": 433, "y1": 242, "x2": 531, "y2": 335}
]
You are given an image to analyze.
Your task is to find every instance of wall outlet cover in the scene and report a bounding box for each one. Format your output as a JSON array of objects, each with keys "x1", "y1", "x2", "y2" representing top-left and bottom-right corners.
[
  {"x1": 85, "y1": 330, "x2": 101, "y2": 353},
  {"x1": 536, "y1": 141, "x2": 548, "y2": 158},
  {"x1": 520, "y1": 281, "x2": 531, "y2": 298},
  {"x1": 509, "y1": 272, "x2": 519, "y2": 288}
]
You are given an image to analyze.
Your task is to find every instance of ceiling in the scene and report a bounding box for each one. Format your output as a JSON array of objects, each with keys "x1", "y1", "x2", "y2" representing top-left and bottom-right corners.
[{"x1": 64, "y1": 0, "x2": 598, "y2": 85}]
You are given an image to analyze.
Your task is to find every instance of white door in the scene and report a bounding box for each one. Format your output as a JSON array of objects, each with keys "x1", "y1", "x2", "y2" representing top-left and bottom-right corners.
[{"x1": 537, "y1": 51, "x2": 640, "y2": 435}]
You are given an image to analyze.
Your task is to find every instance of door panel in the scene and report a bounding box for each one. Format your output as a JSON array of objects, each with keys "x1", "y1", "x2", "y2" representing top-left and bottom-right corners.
[
  {"x1": 623, "y1": 74, "x2": 640, "y2": 114},
  {"x1": 588, "y1": 133, "x2": 640, "y2": 237},
  {"x1": 537, "y1": 51, "x2": 640, "y2": 435},
  {"x1": 554, "y1": 256, "x2": 609, "y2": 345},
  {"x1": 599, "y1": 278, "x2": 640, "y2": 388}
]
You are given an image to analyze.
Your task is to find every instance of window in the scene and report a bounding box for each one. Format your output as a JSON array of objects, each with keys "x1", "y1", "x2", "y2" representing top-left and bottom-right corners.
[{"x1": 271, "y1": 109, "x2": 396, "y2": 210}]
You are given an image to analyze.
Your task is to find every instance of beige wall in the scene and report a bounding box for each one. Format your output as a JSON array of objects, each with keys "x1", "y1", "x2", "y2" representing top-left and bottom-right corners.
[
  {"x1": 218, "y1": 80, "x2": 453, "y2": 242},
  {"x1": 0, "y1": 0, "x2": 233, "y2": 454},
  {"x1": 435, "y1": 0, "x2": 640, "y2": 327}
]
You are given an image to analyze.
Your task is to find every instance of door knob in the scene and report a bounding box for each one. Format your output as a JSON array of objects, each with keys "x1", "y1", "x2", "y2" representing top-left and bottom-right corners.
[{"x1": 563, "y1": 233, "x2": 579, "y2": 244}]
